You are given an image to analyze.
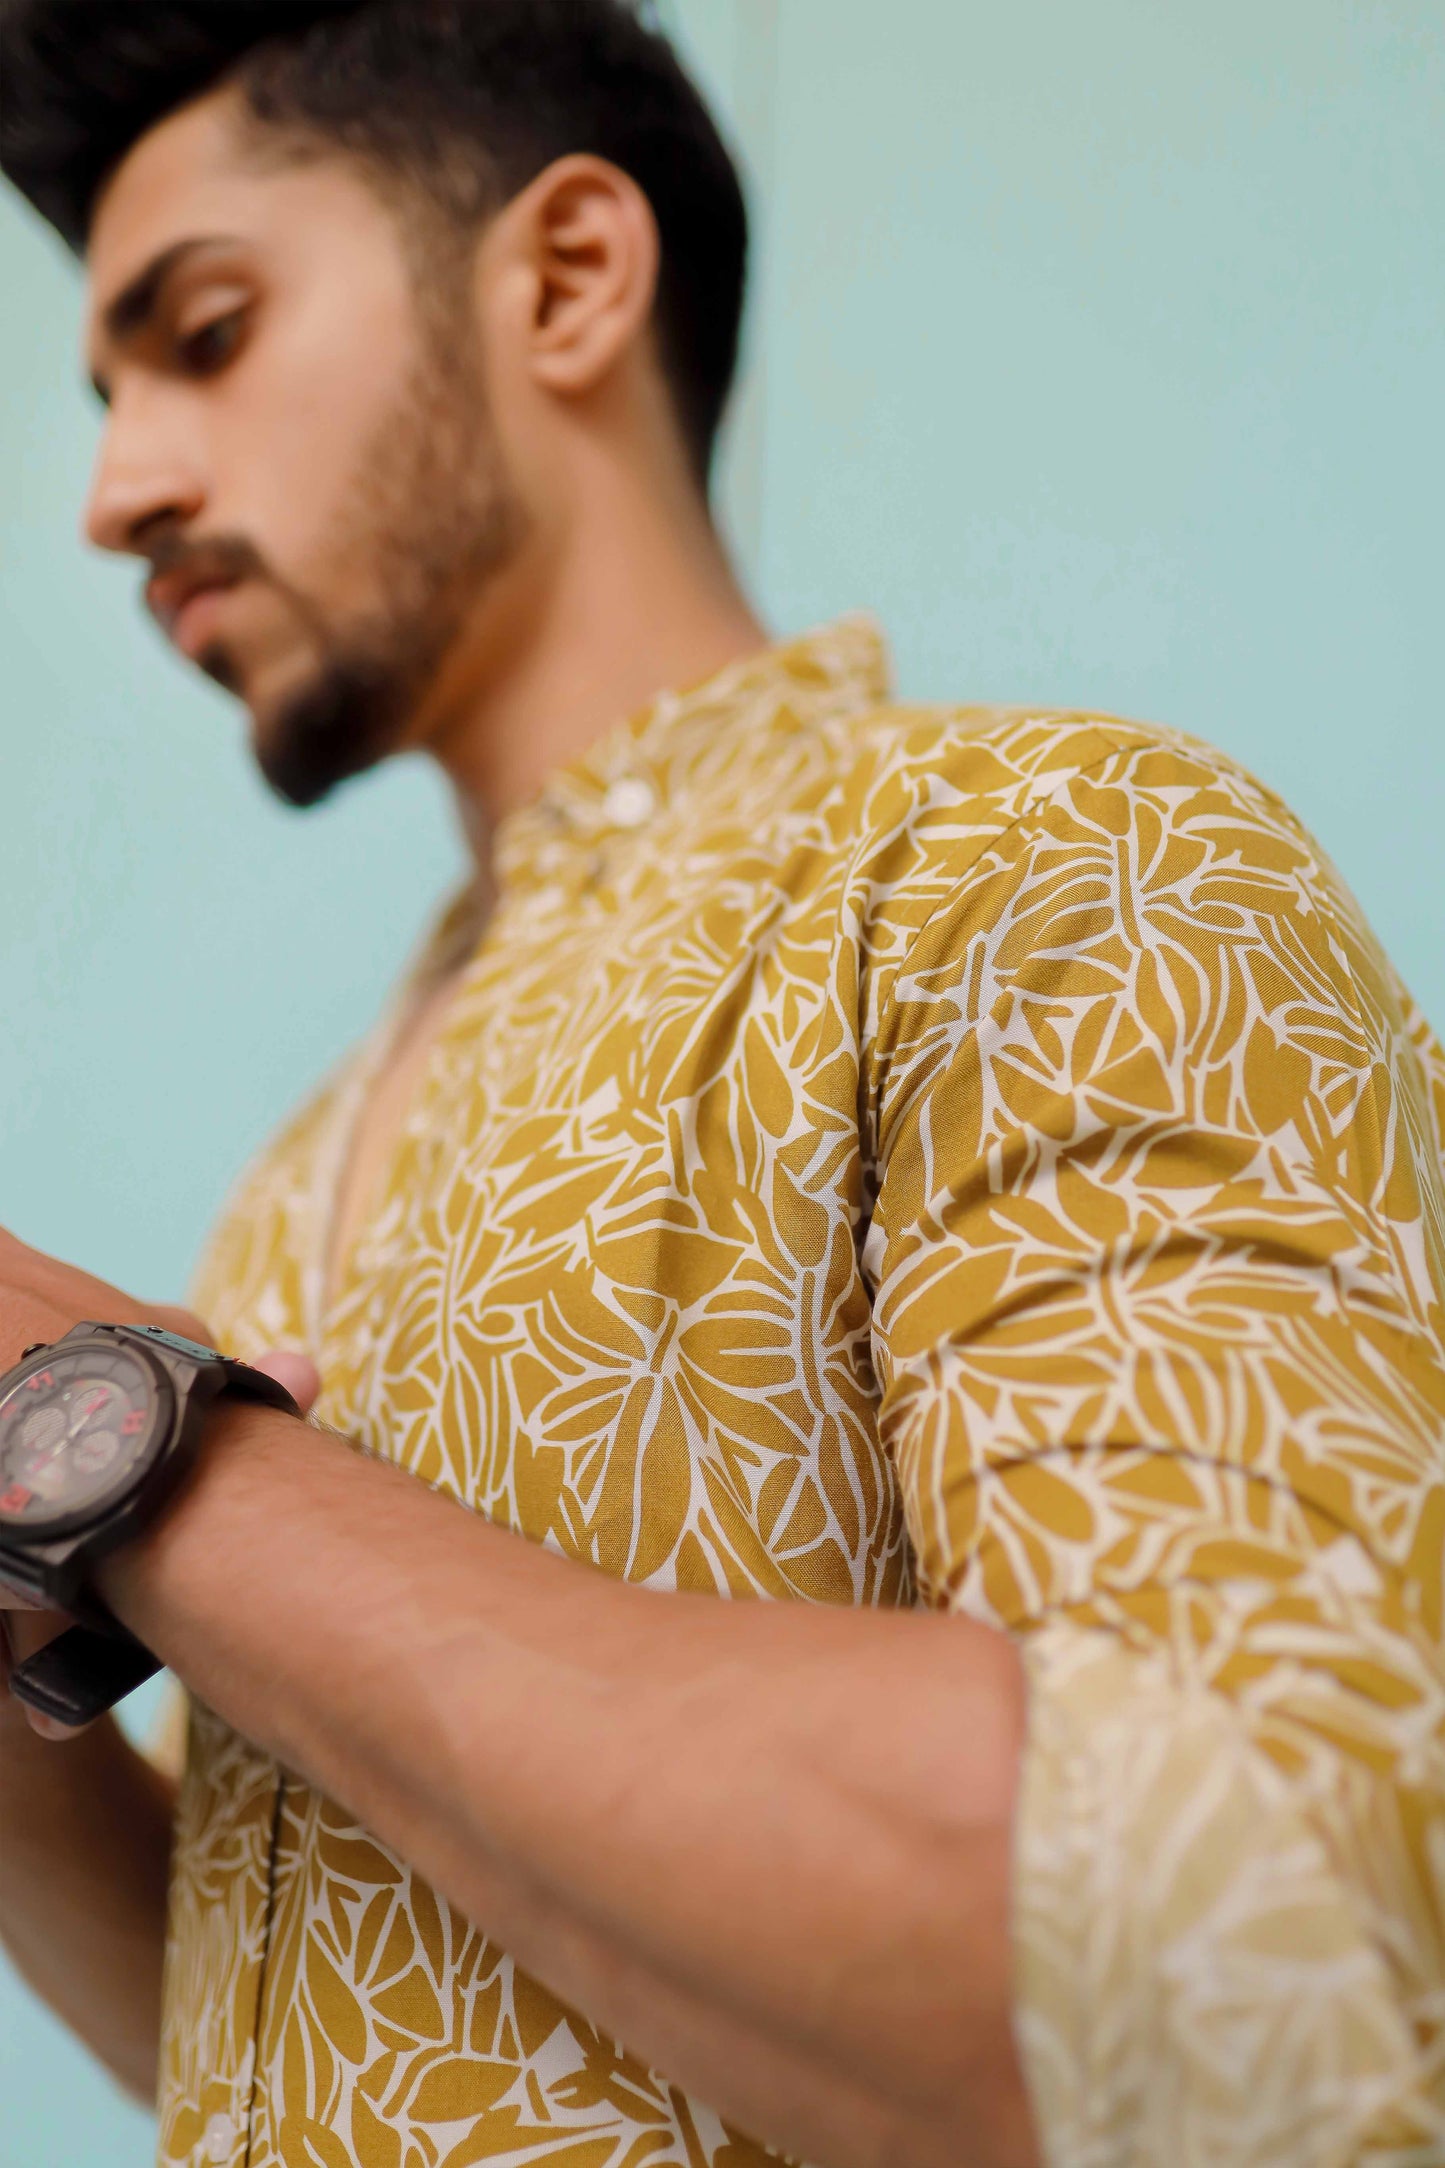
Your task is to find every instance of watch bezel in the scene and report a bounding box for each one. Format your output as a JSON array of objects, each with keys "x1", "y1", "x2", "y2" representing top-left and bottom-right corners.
[{"x1": 0, "y1": 1336, "x2": 179, "y2": 1545}]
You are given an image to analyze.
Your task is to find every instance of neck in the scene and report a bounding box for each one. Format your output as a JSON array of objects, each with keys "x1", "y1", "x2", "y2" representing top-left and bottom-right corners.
[{"x1": 428, "y1": 451, "x2": 768, "y2": 869}]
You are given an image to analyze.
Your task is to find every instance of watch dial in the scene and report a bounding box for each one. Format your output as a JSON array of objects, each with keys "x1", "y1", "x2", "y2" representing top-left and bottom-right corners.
[{"x1": 0, "y1": 1345, "x2": 161, "y2": 1534}]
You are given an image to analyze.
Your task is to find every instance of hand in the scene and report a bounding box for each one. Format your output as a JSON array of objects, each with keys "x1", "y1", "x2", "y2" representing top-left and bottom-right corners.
[
  {"x1": 0, "y1": 1224, "x2": 214, "y2": 1396},
  {"x1": 2, "y1": 1346, "x2": 320, "y2": 1742},
  {"x1": 249, "y1": 1350, "x2": 322, "y2": 1418},
  {"x1": 0, "y1": 1219, "x2": 317, "y2": 1734},
  {"x1": 0, "y1": 1224, "x2": 202, "y2": 1738}
]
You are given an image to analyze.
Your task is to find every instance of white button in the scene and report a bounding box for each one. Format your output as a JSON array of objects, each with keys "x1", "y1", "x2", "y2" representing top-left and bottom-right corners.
[
  {"x1": 204, "y1": 2112, "x2": 238, "y2": 2164},
  {"x1": 601, "y1": 777, "x2": 657, "y2": 829}
]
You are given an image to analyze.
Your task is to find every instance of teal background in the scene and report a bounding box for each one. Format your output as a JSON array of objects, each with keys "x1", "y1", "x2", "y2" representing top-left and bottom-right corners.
[{"x1": 2, "y1": 2, "x2": 1442, "y2": 2158}]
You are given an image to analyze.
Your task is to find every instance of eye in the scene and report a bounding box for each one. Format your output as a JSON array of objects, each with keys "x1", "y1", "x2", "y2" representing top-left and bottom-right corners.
[{"x1": 177, "y1": 309, "x2": 248, "y2": 377}]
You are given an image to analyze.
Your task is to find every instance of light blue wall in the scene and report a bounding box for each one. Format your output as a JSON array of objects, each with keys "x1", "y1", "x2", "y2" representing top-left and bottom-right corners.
[
  {"x1": 747, "y1": 0, "x2": 1445, "y2": 1028},
  {"x1": 2, "y1": 3, "x2": 1441, "y2": 2158}
]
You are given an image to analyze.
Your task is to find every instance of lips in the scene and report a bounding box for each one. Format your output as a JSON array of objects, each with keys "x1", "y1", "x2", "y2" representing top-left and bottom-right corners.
[
  {"x1": 145, "y1": 565, "x2": 242, "y2": 652},
  {"x1": 172, "y1": 585, "x2": 242, "y2": 660}
]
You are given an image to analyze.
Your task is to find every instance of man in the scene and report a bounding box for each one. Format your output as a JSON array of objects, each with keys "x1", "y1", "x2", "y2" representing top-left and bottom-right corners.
[{"x1": 0, "y1": 2, "x2": 1440, "y2": 2163}]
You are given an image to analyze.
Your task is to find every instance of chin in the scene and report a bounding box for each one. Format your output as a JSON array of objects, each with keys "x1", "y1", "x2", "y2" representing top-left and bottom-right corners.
[{"x1": 259, "y1": 667, "x2": 409, "y2": 810}]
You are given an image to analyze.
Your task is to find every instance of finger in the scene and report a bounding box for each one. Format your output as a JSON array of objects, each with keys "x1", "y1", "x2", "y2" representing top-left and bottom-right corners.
[
  {"x1": 23, "y1": 1707, "x2": 90, "y2": 1741},
  {"x1": 0, "y1": 1613, "x2": 94, "y2": 1740},
  {"x1": 252, "y1": 1350, "x2": 322, "y2": 1415},
  {"x1": 1, "y1": 1234, "x2": 135, "y2": 1314}
]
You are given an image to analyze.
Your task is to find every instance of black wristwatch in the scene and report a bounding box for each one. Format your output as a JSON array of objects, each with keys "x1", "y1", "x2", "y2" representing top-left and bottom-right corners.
[{"x1": 0, "y1": 1322, "x2": 300, "y2": 1729}]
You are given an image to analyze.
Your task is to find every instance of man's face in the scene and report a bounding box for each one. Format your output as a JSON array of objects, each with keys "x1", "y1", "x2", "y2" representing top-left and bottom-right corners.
[{"x1": 84, "y1": 87, "x2": 523, "y2": 807}]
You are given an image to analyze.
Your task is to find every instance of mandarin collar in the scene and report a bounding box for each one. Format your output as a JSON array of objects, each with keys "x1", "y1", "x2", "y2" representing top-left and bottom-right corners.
[{"x1": 491, "y1": 614, "x2": 893, "y2": 892}]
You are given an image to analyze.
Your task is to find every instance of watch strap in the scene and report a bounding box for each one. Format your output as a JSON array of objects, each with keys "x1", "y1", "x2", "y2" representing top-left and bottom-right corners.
[
  {"x1": 219, "y1": 1357, "x2": 305, "y2": 1416},
  {"x1": 5, "y1": 1329, "x2": 302, "y2": 1724},
  {"x1": 8, "y1": 1624, "x2": 163, "y2": 1728},
  {"x1": 120, "y1": 1325, "x2": 303, "y2": 1419}
]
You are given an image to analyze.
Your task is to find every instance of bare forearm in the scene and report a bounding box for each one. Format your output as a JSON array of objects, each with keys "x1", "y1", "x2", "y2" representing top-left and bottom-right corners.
[
  {"x1": 101, "y1": 1412, "x2": 1036, "y2": 2168},
  {"x1": 0, "y1": 1706, "x2": 174, "y2": 2106}
]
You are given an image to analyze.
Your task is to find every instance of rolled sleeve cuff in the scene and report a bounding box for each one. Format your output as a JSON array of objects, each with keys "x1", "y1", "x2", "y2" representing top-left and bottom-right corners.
[{"x1": 1010, "y1": 1621, "x2": 1443, "y2": 2168}]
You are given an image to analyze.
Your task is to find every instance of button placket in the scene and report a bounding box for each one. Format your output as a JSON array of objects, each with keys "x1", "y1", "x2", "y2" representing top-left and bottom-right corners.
[
  {"x1": 601, "y1": 775, "x2": 658, "y2": 830},
  {"x1": 202, "y1": 2109, "x2": 238, "y2": 2164}
]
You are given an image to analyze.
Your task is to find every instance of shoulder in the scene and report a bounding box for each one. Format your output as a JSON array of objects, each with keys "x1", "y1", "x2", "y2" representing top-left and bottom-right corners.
[
  {"x1": 833, "y1": 699, "x2": 1436, "y2": 1077},
  {"x1": 828, "y1": 697, "x2": 1354, "y2": 976},
  {"x1": 836, "y1": 697, "x2": 1306, "y2": 863}
]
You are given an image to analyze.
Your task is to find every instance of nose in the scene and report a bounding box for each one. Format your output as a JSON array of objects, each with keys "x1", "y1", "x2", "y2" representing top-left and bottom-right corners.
[{"x1": 83, "y1": 397, "x2": 207, "y2": 557}]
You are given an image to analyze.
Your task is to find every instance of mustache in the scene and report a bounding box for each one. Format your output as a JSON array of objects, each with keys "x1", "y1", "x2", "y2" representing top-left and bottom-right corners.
[{"x1": 142, "y1": 529, "x2": 268, "y2": 587}]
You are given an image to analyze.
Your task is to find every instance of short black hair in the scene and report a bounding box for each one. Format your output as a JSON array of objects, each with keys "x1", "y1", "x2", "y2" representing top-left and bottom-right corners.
[{"x1": 0, "y1": 0, "x2": 749, "y2": 481}]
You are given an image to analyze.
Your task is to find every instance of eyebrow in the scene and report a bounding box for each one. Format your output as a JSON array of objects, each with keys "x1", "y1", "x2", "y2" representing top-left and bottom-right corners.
[{"x1": 89, "y1": 234, "x2": 245, "y2": 404}]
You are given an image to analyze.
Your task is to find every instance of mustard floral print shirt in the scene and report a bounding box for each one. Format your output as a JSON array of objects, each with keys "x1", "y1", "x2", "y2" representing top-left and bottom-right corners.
[{"x1": 161, "y1": 620, "x2": 1445, "y2": 2168}]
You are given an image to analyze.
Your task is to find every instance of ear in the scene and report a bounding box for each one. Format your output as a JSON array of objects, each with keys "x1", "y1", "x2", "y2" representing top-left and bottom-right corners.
[{"x1": 504, "y1": 154, "x2": 662, "y2": 400}]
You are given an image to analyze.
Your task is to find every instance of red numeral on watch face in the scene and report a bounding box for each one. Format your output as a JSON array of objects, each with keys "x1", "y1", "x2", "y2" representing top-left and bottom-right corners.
[
  {"x1": 24, "y1": 1372, "x2": 54, "y2": 1392},
  {"x1": 122, "y1": 1410, "x2": 146, "y2": 1436},
  {"x1": 0, "y1": 1484, "x2": 34, "y2": 1514}
]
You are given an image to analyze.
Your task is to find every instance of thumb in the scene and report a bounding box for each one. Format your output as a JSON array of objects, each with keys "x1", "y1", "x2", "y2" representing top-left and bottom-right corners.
[{"x1": 251, "y1": 1350, "x2": 322, "y2": 1416}]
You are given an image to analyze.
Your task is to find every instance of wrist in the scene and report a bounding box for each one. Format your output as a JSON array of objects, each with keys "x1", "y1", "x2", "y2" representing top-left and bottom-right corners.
[{"x1": 90, "y1": 1400, "x2": 295, "y2": 1643}]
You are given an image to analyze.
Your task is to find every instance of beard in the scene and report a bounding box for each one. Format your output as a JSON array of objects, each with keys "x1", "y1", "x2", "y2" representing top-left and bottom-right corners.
[{"x1": 198, "y1": 304, "x2": 523, "y2": 810}]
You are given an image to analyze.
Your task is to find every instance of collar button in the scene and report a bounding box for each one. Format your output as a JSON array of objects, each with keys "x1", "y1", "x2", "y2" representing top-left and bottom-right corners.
[{"x1": 602, "y1": 777, "x2": 657, "y2": 830}]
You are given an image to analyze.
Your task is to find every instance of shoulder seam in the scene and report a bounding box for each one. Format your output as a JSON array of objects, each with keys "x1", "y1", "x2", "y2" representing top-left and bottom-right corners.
[{"x1": 869, "y1": 734, "x2": 1150, "y2": 1043}]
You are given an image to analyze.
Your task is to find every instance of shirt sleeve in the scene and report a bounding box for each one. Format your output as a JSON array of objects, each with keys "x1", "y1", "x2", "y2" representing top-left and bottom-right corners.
[{"x1": 863, "y1": 731, "x2": 1445, "y2": 2163}]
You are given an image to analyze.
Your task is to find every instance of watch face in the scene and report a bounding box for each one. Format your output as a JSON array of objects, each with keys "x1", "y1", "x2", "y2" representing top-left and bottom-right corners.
[{"x1": 0, "y1": 1342, "x2": 169, "y2": 1538}]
